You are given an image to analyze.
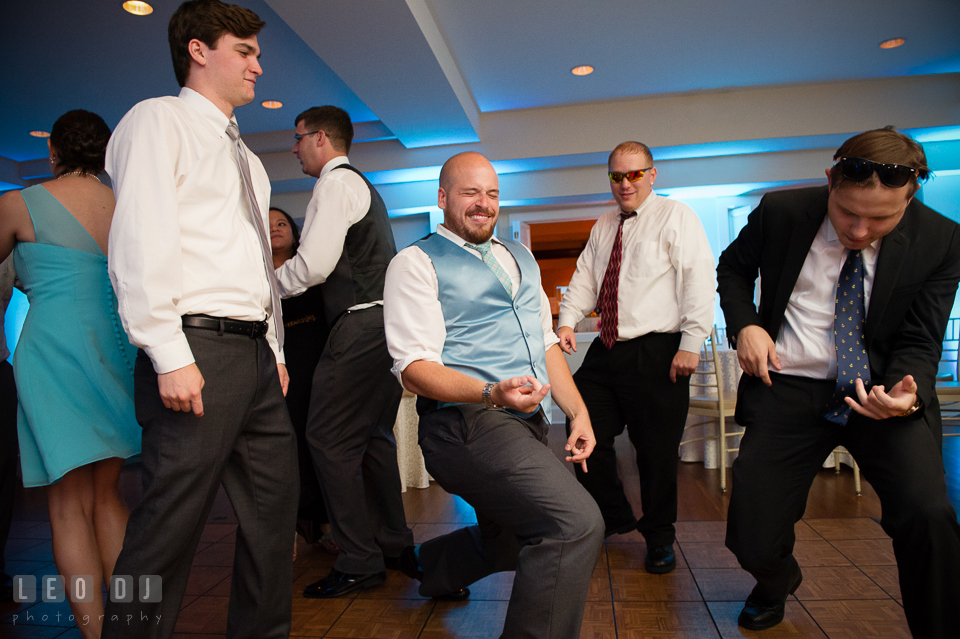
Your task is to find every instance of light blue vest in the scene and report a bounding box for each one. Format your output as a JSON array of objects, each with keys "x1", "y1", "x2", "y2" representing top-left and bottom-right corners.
[{"x1": 416, "y1": 233, "x2": 550, "y2": 413}]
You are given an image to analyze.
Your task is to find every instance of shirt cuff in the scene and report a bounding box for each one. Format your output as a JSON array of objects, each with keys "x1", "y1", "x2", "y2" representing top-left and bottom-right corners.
[
  {"x1": 145, "y1": 335, "x2": 196, "y2": 374},
  {"x1": 679, "y1": 333, "x2": 706, "y2": 354},
  {"x1": 392, "y1": 351, "x2": 444, "y2": 390},
  {"x1": 558, "y1": 308, "x2": 584, "y2": 330}
]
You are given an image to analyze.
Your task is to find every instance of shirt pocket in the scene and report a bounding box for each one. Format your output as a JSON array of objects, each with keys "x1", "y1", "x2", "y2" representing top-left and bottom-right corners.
[{"x1": 626, "y1": 240, "x2": 670, "y2": 279}]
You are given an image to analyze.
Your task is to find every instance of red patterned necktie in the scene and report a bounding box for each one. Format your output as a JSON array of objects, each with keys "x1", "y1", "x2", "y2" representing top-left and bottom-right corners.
[{"x1": 596, "y1": 211, "x2": 636, "y2": 349}]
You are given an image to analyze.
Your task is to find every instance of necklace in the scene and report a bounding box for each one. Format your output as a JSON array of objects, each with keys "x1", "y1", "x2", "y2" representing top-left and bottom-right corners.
[{"x1": 56, "y1": 169, "x2": 101, "y2": 183}]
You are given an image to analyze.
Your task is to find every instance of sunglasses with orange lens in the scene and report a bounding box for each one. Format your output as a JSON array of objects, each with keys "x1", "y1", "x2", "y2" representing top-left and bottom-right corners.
[{"x1": 608, "y1": 167, "x2": 653, "y2": 183}]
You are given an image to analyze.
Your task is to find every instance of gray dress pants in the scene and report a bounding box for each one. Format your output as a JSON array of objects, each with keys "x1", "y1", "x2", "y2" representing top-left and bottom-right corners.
[
  {"x1": 417, "y1": 403, "x2": 604, "y2": 639},
  {"x1": 102, "y1": 329, "x2": 299, "y2": 639},
  {"x1": 306, "y1": 306, "x2": 413, "y2": 574}
]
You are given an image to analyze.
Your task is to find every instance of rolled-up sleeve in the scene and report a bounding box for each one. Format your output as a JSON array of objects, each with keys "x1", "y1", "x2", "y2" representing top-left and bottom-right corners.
[{"x1": 383, "y1": 246, "x2": 445, "y2": 389}]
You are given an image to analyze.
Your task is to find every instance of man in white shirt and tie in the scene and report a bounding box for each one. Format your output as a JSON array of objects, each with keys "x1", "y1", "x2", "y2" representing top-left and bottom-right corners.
[
  {"x1": 103, "y1": 1, "x2": 298, "y2": 636},
  {"x1": 558, "y1": 141, "x2": 716, "y2": 573}
]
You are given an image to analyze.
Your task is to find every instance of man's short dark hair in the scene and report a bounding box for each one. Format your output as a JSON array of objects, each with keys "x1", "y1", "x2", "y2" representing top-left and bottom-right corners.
[
  {"x1": 609, "y1": 141, "x2": 654, "y2": 168},
  {"x1": 168, "y1": 0, "x2": 265, "y2": 88},
  {"x1": 830, "y1": 127, "x2": 930, "y2": 196},
  {"x1": 295, "y1": 106, "x2": 354, "y2": 155}
]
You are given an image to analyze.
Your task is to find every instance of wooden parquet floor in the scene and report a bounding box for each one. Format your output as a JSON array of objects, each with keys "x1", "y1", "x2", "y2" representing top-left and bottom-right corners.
[{"x1": 3, "y1": 424, "x2": 958, "y2": 638}]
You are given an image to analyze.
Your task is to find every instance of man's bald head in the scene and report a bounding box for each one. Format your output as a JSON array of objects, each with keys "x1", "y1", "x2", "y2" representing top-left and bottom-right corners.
[
  {"x1": 439, "y1": 152, "x2": 491, "y2": 191},
  {"x1": 438, "y1": 152, "x2": 500, "y2": 244}
]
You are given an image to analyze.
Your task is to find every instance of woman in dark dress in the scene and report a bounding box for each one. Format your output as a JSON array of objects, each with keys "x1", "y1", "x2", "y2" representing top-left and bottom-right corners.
[{"x1": 270, "y1": 207, "x2": 337, "y2": 553}]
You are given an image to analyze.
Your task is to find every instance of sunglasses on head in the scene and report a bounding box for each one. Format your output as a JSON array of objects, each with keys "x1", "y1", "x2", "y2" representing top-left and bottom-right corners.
[
  {"x1": 608, "y1": 167, "x2": 653, "y2": 183},
  {"x1": 836, "y1": 157, "x2": 925, "y2": 189}
]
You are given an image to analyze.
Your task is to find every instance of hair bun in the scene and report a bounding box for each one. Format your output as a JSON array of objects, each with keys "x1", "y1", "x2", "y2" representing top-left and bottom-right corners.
[{"x1": 50, "y1": 110, "x2": 111, "y2": 174}]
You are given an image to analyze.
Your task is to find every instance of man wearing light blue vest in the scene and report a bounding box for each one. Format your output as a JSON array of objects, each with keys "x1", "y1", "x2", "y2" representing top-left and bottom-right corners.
[{"x1": 383, "y1": 152, "x2": 604, "y2": 638}]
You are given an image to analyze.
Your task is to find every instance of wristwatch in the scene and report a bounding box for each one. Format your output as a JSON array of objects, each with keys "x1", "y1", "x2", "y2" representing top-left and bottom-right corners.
[
  {"x1": 482, "y1": 382, "x2": 501, "y2": 410},
  {"x1": 897, "y1": 396, "x2": 922, "y2": 417}
]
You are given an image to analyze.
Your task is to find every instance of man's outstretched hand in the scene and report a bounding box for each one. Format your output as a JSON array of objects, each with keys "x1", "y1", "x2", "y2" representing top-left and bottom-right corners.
[
  {"x1": 491, "y1": 375, "x2": 551, "y2": 413},
  {"x1": 846, "y1": 376, "x2": 918, "y2": 420}
]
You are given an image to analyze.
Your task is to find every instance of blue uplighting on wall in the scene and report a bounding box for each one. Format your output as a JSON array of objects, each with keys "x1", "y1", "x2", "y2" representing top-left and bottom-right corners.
[{"x1": 908, "y1": 126, "x2": 960, "y2": 143}]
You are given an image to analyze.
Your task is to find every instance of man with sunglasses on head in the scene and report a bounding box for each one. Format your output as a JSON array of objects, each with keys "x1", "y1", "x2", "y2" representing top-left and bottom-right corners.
[
  {"x1": 557, "y1": 142, "x2": 716, "y2": 572},
  {"x1": 278, "y1": 105, "x2": 413, "y2": 599},
  {"x1": 717, "y1": 127, "x2": 960, "y2": 636}
]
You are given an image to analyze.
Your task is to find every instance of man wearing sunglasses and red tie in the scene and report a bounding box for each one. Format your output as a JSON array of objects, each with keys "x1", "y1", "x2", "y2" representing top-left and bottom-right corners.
[
  {"x1": 557, "y1": 141, "x2": 716, "y2": 572},
  {"x1": 717, "y1": 127, "x2": 960, "y2": 636}
]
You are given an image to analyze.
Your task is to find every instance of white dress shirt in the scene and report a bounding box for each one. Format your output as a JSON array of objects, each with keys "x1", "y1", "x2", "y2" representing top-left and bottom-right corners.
[
  {"x1": 384, "y1": 225, "x2": 560, "y2": 389},
  {"x1": 776, "y1": 216, "x2": 880, "y2": 379},
  {"x1": 107, "y1": 87, "x2": 281, "y2": 374},
  {"x1": 558, "y1": 192, "x2": 716, "y2": 353},
  {"x1": 275, "y1": 156, "x2": 377, "y2": 312}
]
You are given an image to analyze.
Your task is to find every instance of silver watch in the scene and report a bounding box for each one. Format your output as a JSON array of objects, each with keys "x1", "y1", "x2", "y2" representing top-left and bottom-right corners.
[{"x1": 482, "y1": 382, "x2": 501, "y2": 410}]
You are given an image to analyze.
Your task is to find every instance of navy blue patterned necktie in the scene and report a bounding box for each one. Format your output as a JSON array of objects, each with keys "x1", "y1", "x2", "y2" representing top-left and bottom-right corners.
[{"x1": 825, "y1": 249, "x2": 870, "y2": 425}]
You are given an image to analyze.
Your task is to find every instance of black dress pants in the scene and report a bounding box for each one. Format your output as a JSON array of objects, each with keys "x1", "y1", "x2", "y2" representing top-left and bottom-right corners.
[
  {"x1": 727, "y1": 373, "x2": 960, "y2": 639},
  {"x1": 571, "y1": 333, "x2": 690, "y2": 545},
  {"x1": 102, "y1": 329, "x2": 299, "y2": 639},
  {"x1": 0, "y1": 361, "x2": 17, "y2": 577}
]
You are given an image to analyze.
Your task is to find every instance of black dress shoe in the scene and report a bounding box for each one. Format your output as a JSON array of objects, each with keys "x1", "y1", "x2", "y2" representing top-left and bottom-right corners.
[
  {"x1": 738, "y1": 569, "x2": 803, "y2": 630},
  {"x1": 1, "y1": 573, "x2": 12, "y2": 601},
  {"x1": 604, "y1": 520, "x2": 638, "y2": 538},
  {"x1": 303, "y1": 569, "x2": 386, "y2": 598},
  {"x1": 644, "y1": 544, "x2": 676, "y2": 574},
  {"x1": 433, "y1": 587, "x2": 471, "y2": 601},
  {"x1": 395, "y1": 545, "x2": 470, "y2": 601}
]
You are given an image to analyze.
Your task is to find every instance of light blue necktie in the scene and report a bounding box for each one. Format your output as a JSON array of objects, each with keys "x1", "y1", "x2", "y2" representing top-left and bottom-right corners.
[{"x1": 465, "y1": 241, "x2": 514, "y2": 299}]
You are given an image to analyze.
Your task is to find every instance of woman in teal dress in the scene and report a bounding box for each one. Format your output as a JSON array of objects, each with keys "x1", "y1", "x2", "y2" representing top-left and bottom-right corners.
[{"x1": 0, "y1": 110, "x2": 139, "y2": 637}]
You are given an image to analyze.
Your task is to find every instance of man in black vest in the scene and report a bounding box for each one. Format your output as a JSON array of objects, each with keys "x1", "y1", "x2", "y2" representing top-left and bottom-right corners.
[{"x1": 277, "y1": 106, "x2": 413, "y2": 598}]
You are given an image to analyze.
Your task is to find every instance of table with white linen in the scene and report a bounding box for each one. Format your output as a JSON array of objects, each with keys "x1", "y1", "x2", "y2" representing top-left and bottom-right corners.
[
  {"x1": 680, "y1": 345, "x2": 743, "y2": 468},
  {"x1": 394, "y1": 390, "x2": 431, "y2": 492}
]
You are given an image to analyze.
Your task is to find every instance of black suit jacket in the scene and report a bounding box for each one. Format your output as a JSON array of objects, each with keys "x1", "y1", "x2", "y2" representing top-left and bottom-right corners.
[{"x1": 717, "y1": 185, "x2": 960, "y2": 438}]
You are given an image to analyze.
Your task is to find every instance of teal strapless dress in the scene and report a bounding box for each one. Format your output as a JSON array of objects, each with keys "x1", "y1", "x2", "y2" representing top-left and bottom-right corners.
[{"x1": 13, "y1": 185, "x2": 140, "y2": 487}]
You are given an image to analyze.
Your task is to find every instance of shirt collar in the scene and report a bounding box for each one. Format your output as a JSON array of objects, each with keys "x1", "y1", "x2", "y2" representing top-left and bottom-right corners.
[
  {"x1": 320, "y1": 155, "x2": 350, "y2": 179},
  {"x1": 178, "y1": 87, "x2": 235, "y2": 135},
  {"x1": 436, "y1": 224, "x2": 505, "y2": 248},
  {"x1": 619, "y1": 190, "x2": 658, "y2": 217},
  {"x1": 823, "y1": 215, "x2": 881, "y2": 255}
]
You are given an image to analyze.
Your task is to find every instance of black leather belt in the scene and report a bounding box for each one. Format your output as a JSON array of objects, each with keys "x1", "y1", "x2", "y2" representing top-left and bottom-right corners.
[{"x1": 182, "y1": 314, "x2": 268, "y2": 338}]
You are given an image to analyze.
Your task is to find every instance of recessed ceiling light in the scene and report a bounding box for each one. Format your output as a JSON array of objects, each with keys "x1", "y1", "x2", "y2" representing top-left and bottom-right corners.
[
  {"x1": 29, "y1": 131, "x2": 50, "y2": 138},
  {"x1": 122, "y1": 1, "x2": 153, "y2": 16},
  {"x1": 880, "y1": 38, "x2": 905, "y2": 49},
  {"x1": 261, "y1": 100, "x2": 283, "y2": 109},
  {"x1": 571, "y1": 65, "x2": 594, "y2": 76}
]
